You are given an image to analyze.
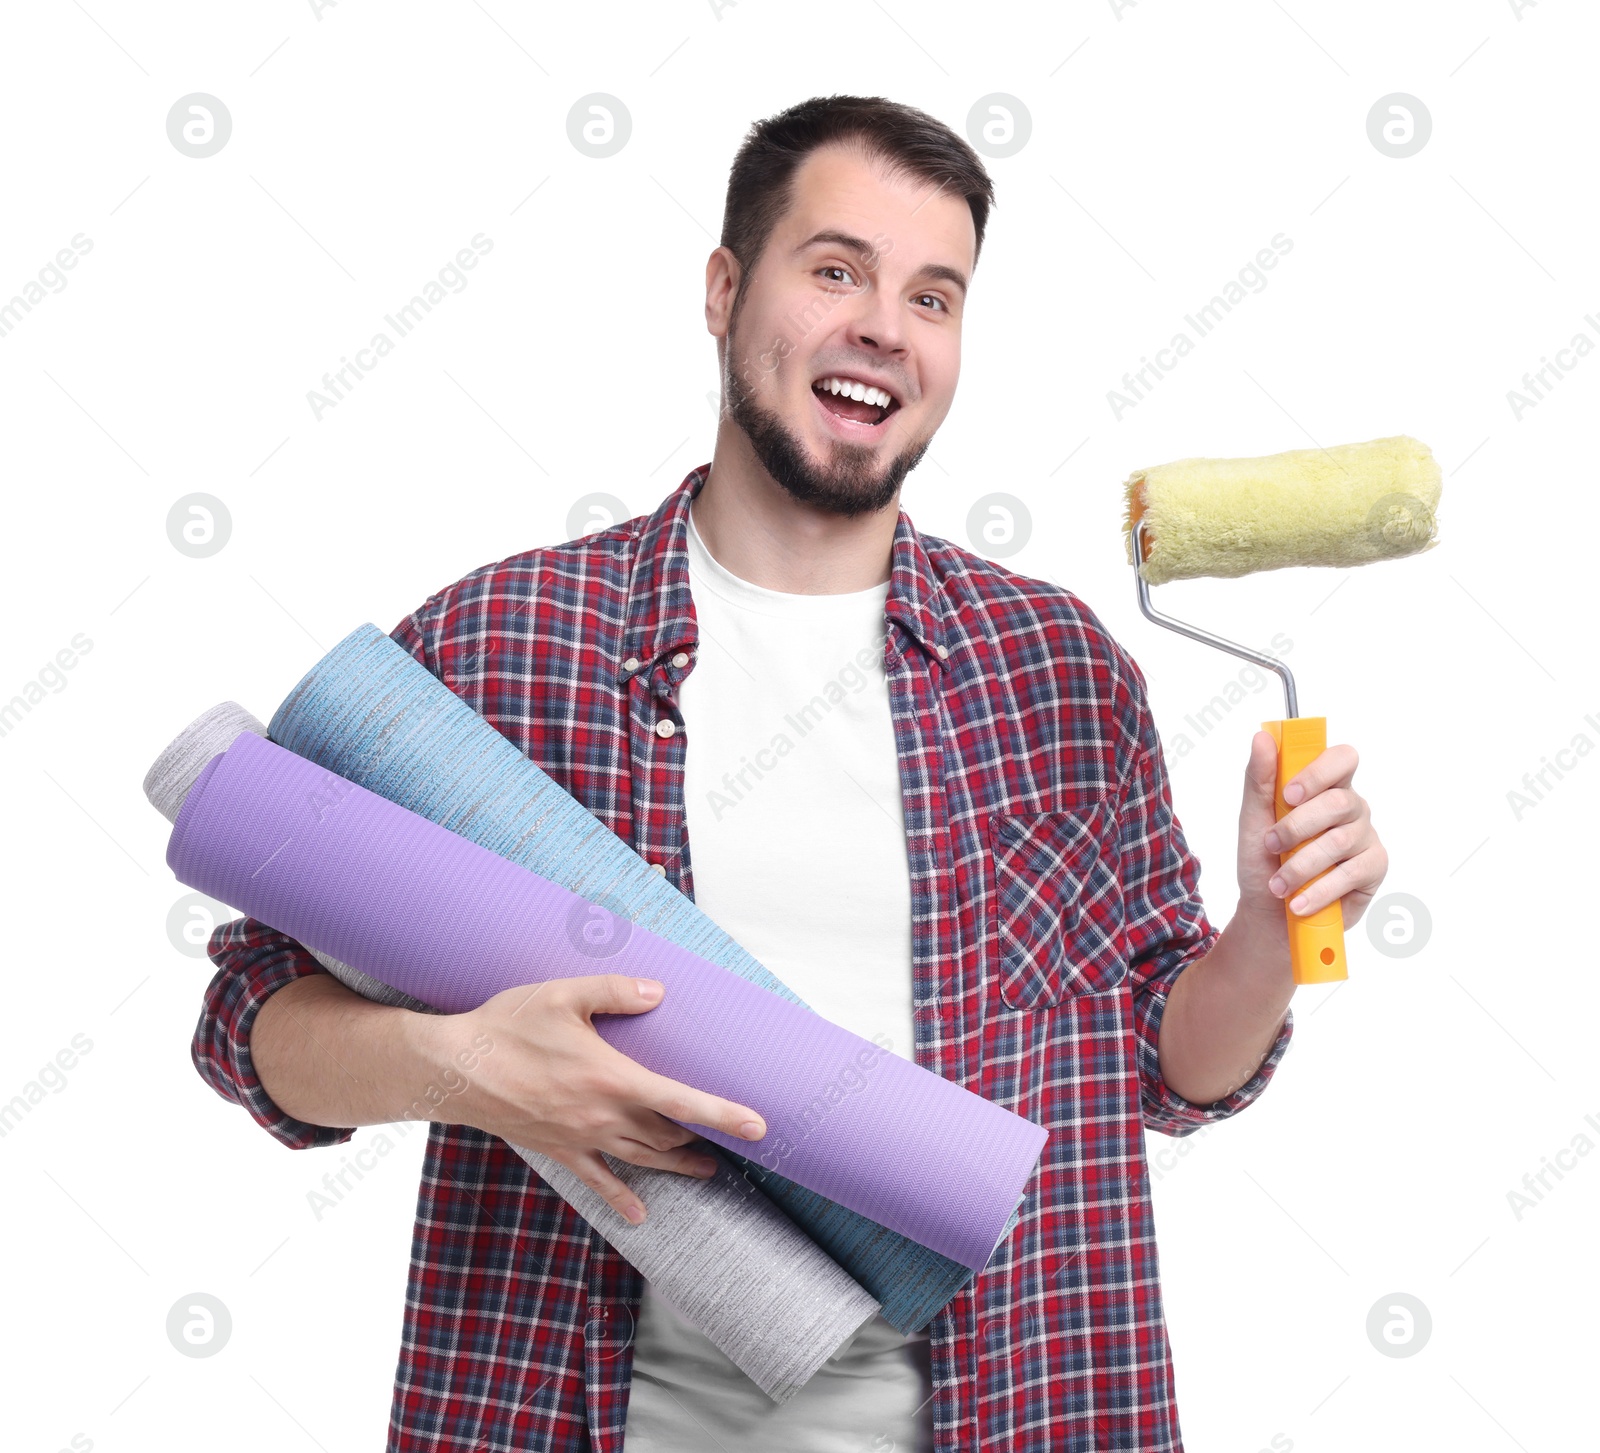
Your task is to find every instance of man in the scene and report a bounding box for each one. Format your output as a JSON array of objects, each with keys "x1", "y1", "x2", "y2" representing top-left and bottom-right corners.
[{"x1": 195, "y1": 95, "x2": 1388, "y2": 1450}]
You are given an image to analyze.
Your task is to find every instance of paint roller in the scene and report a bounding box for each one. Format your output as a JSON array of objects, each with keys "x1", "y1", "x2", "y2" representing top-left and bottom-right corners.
[{"x1": 1121, "y1": 434, "x2": 1442, "y2": 984}]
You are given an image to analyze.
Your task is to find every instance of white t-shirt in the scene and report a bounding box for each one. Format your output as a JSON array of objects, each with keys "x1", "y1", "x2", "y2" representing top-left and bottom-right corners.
[{"x1": 619, "y1": 502, "x2": 933, "y2": 1450}]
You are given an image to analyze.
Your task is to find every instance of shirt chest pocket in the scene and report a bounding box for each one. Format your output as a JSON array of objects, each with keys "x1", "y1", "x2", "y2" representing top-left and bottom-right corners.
[{"x1": 990, "y1": 798, "x2": 1127, "y2": 1008}]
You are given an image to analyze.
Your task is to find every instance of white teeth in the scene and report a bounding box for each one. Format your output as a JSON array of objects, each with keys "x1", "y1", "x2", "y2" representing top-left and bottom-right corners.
[{"x1": 815, "y1": 376, "x2": 895, "y2": 408}]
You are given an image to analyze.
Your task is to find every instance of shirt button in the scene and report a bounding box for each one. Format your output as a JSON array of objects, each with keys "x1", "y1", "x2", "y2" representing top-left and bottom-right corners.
[
  {"x1": 654, "y1": 718, "x2": 676, "y2": 739},
  {"x1": 671, "y1": 651, "x2": 690, "y2": 669},
  {"x1": 936, "y1": 644, "x2": 949, "y2": 660},
  {"x1": 652, "y1": 862, "x2": 667, "y2": 875},
  {"x1": 623, "y1": 657, "x2": 640, "y2": 672}
]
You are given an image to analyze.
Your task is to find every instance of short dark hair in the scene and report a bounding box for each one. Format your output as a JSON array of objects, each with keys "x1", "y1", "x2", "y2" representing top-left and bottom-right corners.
[{"x1": 719, "y1": 94, "x2": 995, "y2": 309}]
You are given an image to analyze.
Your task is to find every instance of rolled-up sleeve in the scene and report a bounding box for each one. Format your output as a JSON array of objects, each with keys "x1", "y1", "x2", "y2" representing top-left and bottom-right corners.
[
  {"x1": 191, "y1": 915, "x2": 357, "y2": 1149},
  {"x1": 187, "y1": 604, "x2": 437, "y2": 1148},
  {"x1": 1118, "y1": 657, "x2": 1294, "y2": 1138}
]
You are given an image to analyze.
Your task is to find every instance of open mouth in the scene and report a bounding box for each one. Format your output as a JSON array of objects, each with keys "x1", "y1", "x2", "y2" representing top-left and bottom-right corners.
[{"x1": 811, "y1": 376, "x2": 902, "y2": 432}]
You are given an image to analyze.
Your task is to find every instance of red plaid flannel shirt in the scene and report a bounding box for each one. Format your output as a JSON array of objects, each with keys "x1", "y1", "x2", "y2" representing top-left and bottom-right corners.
[{"x1": 193, "y1": 462, "x2": 1294, "y2": 1450}]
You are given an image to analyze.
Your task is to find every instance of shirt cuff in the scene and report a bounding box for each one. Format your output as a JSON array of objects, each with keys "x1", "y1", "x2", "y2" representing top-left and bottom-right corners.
[
  {"x1": 191, "y1": 916, "x2": 357, "y2": 1151},
  {"x1": 1133, "y1": 936, "x2": 1296, "y2": 1138}
]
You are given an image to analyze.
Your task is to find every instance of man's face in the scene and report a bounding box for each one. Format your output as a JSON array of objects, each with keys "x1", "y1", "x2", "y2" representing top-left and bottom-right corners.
[{"x1": 711, "y1": 142, "x2": 974, "y2": 519}]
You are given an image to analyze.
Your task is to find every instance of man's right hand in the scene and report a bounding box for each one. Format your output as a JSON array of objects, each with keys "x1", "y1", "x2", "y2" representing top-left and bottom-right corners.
[{"x1": 425, "y1": 975, "x2": 768, "y2": 1226}]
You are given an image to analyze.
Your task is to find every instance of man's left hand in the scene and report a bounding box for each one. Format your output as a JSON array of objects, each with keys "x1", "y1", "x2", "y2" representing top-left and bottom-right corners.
[{"x1": 1238, "y1": 732, "x2": 1389, "y2": 931}]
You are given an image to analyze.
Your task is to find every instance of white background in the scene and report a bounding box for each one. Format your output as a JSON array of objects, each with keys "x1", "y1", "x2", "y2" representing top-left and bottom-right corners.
[{"x1": 1, "y1": 2, "x2": 1593, "y2": 1450}]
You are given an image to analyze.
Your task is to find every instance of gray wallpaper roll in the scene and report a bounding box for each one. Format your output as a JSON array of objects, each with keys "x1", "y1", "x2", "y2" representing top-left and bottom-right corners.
[{"x1": 146, "y1": 703, "x2": 879, "y2": 1403}]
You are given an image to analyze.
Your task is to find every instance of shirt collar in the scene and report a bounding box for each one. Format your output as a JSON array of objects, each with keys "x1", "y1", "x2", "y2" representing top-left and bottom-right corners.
[{"x1": 620, "y1": 463, "x2": 953, "y2": 680}]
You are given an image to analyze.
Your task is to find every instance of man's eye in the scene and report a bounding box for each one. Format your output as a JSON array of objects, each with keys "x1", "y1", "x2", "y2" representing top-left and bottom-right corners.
[
  {"x1": 820, "y1": 265, "x2": 858, "y2": 286},
  {"x1": 915, "y1": 293, "x2": 948, "y2": 313}
]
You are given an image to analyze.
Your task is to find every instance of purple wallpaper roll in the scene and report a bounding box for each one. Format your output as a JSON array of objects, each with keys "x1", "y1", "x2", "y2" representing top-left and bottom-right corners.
[{"x1": 167, "y1": 730, "x2": 1047, "y2": 1271}]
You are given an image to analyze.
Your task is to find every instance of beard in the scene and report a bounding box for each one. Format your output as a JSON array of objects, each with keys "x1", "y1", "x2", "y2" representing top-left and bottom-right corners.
[{"x1": 721, "y1": 318, "x2": 930, "y2": 520}]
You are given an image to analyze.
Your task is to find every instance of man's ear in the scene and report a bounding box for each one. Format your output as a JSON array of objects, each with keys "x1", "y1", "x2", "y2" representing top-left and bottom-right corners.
[{"x1": 705, "y1": 246, "x2": 740, "y2": 339}]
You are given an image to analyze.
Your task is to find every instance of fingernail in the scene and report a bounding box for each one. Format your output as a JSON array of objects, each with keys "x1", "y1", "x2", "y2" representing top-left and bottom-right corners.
[
  {"x1": 1290, "y1": 895, "x2": 1309, "y2": 914},
  {"x1": 1269, "y1": 876, "x2": 1285, "y2": 895},
  {"x1": 693, "y1": 1158, "x2": 718, "y2": 1177},
  {"x1": 1284, "y1": 783, "x2": 1304, "y2": 804},
  {"x1": 1263, "y1": 830, "x2": 1281, "y2": 853},
  {"x1": 623, "y1": 1203, "x2": 645, "y2": 1224},
  {"x1": 635, "y1": 979, "x2": 661, "y2": 1001},
  {"x1": 740, "y1": 1120, "x2": 765, "y2": 1140}
]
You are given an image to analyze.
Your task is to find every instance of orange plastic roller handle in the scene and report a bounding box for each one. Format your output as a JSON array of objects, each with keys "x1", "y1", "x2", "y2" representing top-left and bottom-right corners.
[{"x1": 1261, "y1": 716, "x2": 1347, "y2": 984}]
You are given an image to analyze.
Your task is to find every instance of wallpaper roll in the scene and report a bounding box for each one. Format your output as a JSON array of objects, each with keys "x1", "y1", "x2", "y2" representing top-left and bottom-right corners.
[
  {"x1": 147, "y1": 707, "x2": 881, "y2": 1404},
  {"x1": 166, "y1": 728, "x2": 1048, "y2": 1270},
  {"x1": 265, "y1": 624, "x2": 1027, "y2": 1329}
]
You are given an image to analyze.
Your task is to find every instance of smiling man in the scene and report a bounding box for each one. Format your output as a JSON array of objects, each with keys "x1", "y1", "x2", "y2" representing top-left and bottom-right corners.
[{"x1": 194, "y1": 95, "x2": 1387, "y2": 1451}]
